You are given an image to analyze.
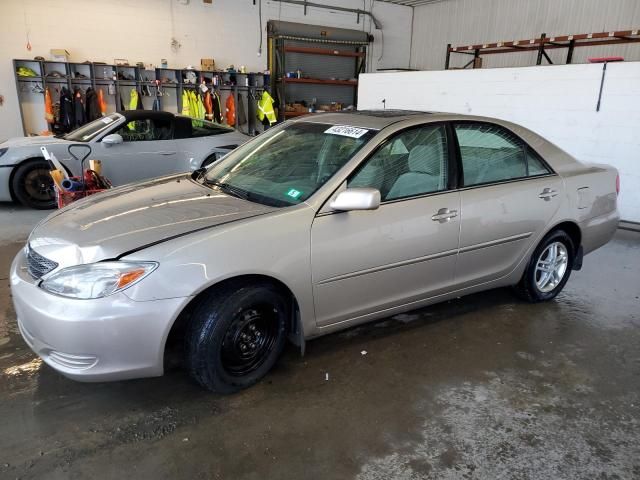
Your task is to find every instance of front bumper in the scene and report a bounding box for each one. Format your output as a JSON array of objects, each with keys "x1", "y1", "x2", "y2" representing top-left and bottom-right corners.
[{"x1": 10, "y1": 250, "x2": 190, "y2": 382}]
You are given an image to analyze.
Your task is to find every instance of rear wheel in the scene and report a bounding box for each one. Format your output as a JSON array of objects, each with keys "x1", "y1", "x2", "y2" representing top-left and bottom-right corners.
[
  {"x1": 514, "y1": 230, "x2": 575, "y2": 302},
  {"x1": 12, "y1": 159, "x2": 56, "y2": 209},
  {"x1": 185, "y1": 283, "x2": 289, "y2": 393}
]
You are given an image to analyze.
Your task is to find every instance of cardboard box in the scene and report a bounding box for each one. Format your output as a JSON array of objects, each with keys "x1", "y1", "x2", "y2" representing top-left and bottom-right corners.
[
  {"x1": 50, "y1": 49, "x2": 70, "y2": 62},
  {"x1": 201, "y1": 58, "x2": 215, "y2": 72}
]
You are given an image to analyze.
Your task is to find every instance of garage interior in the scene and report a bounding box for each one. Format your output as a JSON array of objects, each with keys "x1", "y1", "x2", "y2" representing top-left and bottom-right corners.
[{"x1": 1, "y1": 1, "x2": 639, "y2": 479}]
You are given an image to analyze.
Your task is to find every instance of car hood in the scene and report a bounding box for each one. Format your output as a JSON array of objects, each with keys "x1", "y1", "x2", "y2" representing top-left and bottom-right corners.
[
  {"x1": 1, "y1": 136, "x2": 71, "y2": 148},
  {"x1": 28, "y1": 174, "x2": 277, "y2": 267}
]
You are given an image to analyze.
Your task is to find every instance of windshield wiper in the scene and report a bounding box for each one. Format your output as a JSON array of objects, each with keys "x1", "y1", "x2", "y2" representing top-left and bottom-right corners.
[{"x1": 204, "y1": 179, "x2": 250, "y2": 201}]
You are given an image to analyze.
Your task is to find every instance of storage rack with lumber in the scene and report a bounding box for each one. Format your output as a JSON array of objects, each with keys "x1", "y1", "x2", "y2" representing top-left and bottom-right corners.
[{"x1": 445, "y1": 28, "x2": 640, "y2": 69}]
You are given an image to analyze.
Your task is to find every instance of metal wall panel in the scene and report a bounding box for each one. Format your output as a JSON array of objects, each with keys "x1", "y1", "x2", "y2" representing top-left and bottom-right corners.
[{"x1": 411, "y1": 0, "x2": 640, "y2": 70}]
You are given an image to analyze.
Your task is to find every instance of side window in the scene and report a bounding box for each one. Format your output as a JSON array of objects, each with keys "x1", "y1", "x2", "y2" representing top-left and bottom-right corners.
[
  {"x1": 116, "y1": 118, "x2": 172, "y2": 142},
  {"x1": 348, "y1": 125, "x2": 448, "y2": 201},
  {"x1": 454, "y1": 123, "x2": 549, "y2": 186}
]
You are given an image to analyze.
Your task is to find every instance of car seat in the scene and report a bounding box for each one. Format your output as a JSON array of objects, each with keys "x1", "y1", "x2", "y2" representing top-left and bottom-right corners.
[{"x1": 387, "y1": 144, "x2": 446, "y2": 199}]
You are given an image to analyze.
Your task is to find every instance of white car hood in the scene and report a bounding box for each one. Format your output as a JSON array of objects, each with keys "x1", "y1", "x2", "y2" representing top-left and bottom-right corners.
[{"x1": 1, "y1": 136, "x2": 71, "y2": 148}]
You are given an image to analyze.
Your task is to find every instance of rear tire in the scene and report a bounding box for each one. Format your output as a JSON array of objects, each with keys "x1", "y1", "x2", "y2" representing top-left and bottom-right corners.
[
  {"x1": 514, "y1": 229, "x2": 575, "y2": 302},
  {"x1": 12, "y1": 159, "x2": 56, "y2": 209},
  {"x1": 185, "y1": 283, "x2": 289, "y2": 393}
]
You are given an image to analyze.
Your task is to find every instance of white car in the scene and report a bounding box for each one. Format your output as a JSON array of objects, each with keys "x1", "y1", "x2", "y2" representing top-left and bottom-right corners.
[{"x1": 0, "y1": 111, "x2": 249, "y2": 208}]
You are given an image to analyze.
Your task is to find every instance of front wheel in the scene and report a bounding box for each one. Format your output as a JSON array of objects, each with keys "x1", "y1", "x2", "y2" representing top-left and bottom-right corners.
[
  {"x1": 185, "y1": 283, "x2": 289, "y2": 393},
  {"x1": 514, "y1": 230, "x2": 575, "y2": 302},
  {"x1": 11, "y1": 159, "x2": 56, "y2": 209}
]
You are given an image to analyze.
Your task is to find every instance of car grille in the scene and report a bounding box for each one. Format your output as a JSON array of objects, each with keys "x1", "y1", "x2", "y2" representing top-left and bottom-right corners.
[{"x1": 26, "y1": 246, "x2": 58, "y2": 280}]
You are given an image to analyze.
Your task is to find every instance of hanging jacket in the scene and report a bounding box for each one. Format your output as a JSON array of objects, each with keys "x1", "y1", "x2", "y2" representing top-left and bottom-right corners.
[
  {"x1": 212, "y1": 91, "x2": 223, "y2": 123},
  {"x1": 195, "y1": 92, "x2": 206, "y2": 120},
  {"x1": 204, "y1": 91, "x2": 213, "y2": 121},
  {"x1": 236, "y1": 93, "x2": 247, "y2": 126},
  {"x1": 97, "y1": 88, "x2": 107, "y2": 115},
  {"x1": 181, "y1": 90, "x2": 190, "y2": 117},
  {"x1": 73, "y1": 88, "x2": 86, "y2": 128},
  {"x1": 85, "y1": 88, "x2": 101, "y2": 122},
  {"x1": 59, "y1": 87, "x2": 74, "y2": 132},
  {"x1": 225, "y1": 94, "x2": 236, "y2": 126},
  {"x1": 44, "y1": 87, "x2": 54, "y2": 124},
  {"x1": 257, "y1": 90, "x2": 276, "y2": 125},
  {"x1": 129, "y1": 89, "x2": 142, "y2": 110}
]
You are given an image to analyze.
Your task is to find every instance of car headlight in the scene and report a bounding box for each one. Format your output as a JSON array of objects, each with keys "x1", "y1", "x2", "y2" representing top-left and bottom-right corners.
[
  {"x1": 0, "y1": 147, "x2": 8, "y2": 158},
  {"x1": 40, "y1": 261, "x2": 158, "y2": 299}
]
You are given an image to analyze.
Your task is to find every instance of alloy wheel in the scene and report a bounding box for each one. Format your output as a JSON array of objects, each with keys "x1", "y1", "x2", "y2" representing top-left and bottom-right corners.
[{"x1": 534, "y1": 241, "x2": 568, "y2": 293}]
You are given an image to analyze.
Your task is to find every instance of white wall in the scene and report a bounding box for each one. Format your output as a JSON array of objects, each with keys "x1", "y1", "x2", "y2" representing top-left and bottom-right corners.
[
  {"x1": 358, "y1": 62, "x2": 640, "y2": 222},
  {"x1": 411, "y1": 0, "x2": 640, "y2": 70},
  {"x1": 0, "y1": 0, "x2": 412, "y2": 140}
]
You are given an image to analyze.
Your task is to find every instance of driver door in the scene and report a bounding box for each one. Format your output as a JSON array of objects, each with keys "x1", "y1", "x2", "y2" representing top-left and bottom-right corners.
[
  {"x1": 92, "y1": 115, "x2": 179, "y2": 185},
  {"x1": 310, "y1": 124, "x2": 461, "y2": 327}
]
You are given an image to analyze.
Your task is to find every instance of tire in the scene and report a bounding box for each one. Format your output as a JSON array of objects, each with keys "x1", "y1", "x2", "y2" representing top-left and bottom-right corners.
[
  {"x1": 185, "y1": 283, "x2": 289, "y2": 393},
  {"x1": 11, "y1": 159, "x2": 56, "y2": 209},
  {"x1": 514, "y1": 229, "x2": 575, "y2": 303}
]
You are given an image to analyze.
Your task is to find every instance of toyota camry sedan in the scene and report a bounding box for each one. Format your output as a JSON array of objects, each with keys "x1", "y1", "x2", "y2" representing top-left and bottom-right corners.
[
  {"x1": 11, "y1": 110, "x2": 619, "y2": 393},
  {"x1": 0, "y1": 110, "x2": 248, "y2": 209}
]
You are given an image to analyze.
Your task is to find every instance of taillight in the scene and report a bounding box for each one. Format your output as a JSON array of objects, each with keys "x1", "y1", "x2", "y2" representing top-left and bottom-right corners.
[{"x1": 616, "y1": 174, "x2": 620, "y2": 196}]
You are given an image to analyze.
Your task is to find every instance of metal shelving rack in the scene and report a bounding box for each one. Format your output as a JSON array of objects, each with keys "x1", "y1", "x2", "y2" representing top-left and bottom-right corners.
[
  {"x1": 13, "y1": 59, "x2": 270, "y2": 136},
  {"x1": 445, "y1": 28, "x2": 640, "y2": 69}
]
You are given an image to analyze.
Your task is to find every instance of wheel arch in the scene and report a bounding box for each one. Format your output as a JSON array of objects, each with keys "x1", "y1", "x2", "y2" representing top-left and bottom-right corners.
[
  {"x1": 8, "y1": 156, "x2": 72, "y2": 201},
  {"x1": 544, "y1": 220, "x2": 582, "y2": 251},
  {"x1": 163, "y1": 273, "x2": 304, "y2": 368}
]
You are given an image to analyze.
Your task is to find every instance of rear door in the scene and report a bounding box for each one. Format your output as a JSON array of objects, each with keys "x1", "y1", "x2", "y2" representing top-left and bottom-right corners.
[
  {"x1": 92, "y1": 115, "x2": 179, "y2": 185},
  {"x1": 453, "y1": 122, "x2": 562, "y2": 288},
  {"x1": 311, "y1": 123, "x2": 461, "y2": 327}
]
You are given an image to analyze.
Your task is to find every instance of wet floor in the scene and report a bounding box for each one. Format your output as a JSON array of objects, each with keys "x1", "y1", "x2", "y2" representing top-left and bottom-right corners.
[{"x1": 1, "y1": 230, "x2": 639, "y2": 479}]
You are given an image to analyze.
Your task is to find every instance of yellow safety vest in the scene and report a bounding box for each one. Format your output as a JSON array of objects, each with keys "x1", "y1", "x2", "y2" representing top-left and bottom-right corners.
[{"x1": 257, "y1": 91, "x2": 277, "y2": 125}]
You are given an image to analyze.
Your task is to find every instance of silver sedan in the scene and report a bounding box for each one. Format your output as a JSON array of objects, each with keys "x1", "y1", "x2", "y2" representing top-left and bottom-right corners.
[
  {"x1": 10, "y1": 111, "x2": 620, "y2": 393},
  {"x1": 0, "y1": 110, "x2": 249, "y2": 209}
]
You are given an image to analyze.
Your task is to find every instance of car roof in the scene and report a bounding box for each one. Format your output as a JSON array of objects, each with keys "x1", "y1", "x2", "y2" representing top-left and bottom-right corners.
[{"x1": 296, "y1": 110, "x2": 434, "y2": 130}]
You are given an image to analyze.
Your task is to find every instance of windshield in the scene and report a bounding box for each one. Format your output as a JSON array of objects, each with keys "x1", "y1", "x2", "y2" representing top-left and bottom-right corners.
[
  {"x1": 64, "y1": 114, "x2": 121, "y2": 142},
  {"x1": 203, "y1": 122, "x2": 376, "y2": 207}
]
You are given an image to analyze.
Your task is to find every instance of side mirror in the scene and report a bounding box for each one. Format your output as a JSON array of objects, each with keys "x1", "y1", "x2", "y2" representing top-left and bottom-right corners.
[
  {"x1": 102, "y1": 133, "x2": 123, "y2": 147},
  {"x1": 329, "y1": 188, "x2": 381, "y2": 212}
]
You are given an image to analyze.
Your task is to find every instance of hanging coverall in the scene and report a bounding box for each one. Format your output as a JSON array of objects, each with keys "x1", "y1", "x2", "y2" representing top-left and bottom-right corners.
[{"x1": 257, "y1": 91, "x2": 277, "y2": 125}]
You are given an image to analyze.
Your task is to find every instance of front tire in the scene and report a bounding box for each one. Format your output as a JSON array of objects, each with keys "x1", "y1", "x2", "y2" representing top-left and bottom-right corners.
[
  {"x1": 185, "y1": 283, "x2": 289, "y2": 393},
  {"x1": 514, "y1": 230, "x2": 575, "y2": 302},
  {"x1": 11, "y1": 159, "x2": 56, "y2": 209}
]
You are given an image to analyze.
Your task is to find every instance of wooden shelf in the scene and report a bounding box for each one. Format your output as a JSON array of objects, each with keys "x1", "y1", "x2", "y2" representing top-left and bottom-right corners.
[
  {"x1": 284, "y1": 46, "x2": 365, "y2": 58},
  {"x1": 280, "y1": 77, "x2": 357, "y2": 86}
]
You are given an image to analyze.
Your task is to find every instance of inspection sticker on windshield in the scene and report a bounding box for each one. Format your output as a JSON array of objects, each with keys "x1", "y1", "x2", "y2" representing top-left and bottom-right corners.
[
  {"x1": 324, "y1": 125, "x2": 369, "y2": 138},
  {"x1": 286, "y1": 188, "x2": 302, "y2": 199}
]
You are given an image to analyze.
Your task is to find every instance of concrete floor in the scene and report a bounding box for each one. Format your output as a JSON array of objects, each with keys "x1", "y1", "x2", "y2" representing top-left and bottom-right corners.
[{"x1": 1, "y1": 203, "x2": 639, "y2": 480}]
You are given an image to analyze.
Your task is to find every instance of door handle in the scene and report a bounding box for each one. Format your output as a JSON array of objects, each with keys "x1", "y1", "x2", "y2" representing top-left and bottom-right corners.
[
  {"x1": 538, "y1": 188, "x2": 558, "y2": 201},
  {"x1": 158, "y1": 151, "x2": 177, "y2": 155},
  {"x1": 431, "y1": 208, "x2": 458, "y2": 223}
]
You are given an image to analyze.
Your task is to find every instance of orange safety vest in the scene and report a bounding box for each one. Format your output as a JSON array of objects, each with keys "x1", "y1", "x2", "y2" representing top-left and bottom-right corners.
[
  {"x1": 225, "y1": 94, "x2": 236, "y2": 126},
  {"x1": 45, "y1": 87, "x2": 54, "y2": 123}
]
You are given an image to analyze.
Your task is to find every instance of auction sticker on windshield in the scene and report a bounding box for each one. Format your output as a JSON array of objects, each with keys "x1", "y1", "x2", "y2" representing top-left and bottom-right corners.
[{"x1": 324, "y1": 125, "x2": 369, "y2": 138}]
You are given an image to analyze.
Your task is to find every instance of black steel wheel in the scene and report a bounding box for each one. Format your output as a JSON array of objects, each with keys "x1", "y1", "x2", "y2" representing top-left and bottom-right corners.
[
  {"x1": 185, "y1": 282, "x2": 289, "y2": 393},
  {"x1": 11, "y1": 159, "x2": 56, "y2": 209}
]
